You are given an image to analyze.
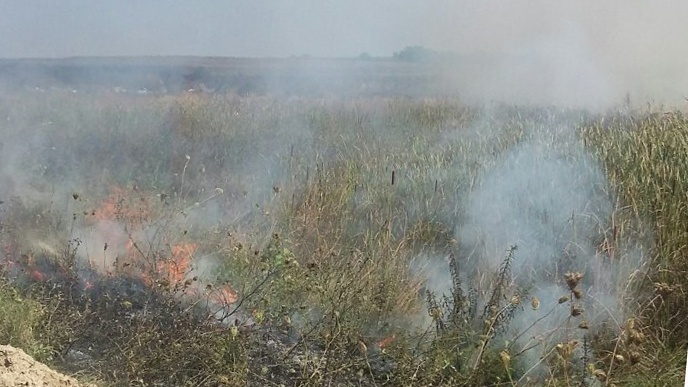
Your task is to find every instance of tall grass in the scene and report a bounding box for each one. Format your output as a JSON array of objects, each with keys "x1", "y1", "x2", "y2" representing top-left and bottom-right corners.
[{"x1": 0, "y1": 92, "x2": 685, "y2": 385}]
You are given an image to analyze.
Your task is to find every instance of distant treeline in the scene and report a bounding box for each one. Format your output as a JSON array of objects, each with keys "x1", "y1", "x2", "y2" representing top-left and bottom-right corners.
[
  {"x1": 0, "y1": 55, "x2": 461, "y2": 97},
  {"x1": 391, "y1": 46, "x2": 459, "y2": 62}
]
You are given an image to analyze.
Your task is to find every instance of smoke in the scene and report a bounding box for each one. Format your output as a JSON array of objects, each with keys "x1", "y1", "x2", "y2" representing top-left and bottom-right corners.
[
  {"x1": 449, "y1": 121, "x2": 646, "y2": 373},
  {"x1": 444, "y1": 23, "x2": 615, "y2": 108},
  {"x1": 0, "y1": 1, "x2": 674, "y2": 379},
  {"x1": 0, "y1": 92, "x2": 315, "y2": 327},
  {"x1": 460, "y1": 135, "x2": 610, "y2": 276},
  {"x1": 434, "y1": 1, "x2": 688, "y2": 108}
]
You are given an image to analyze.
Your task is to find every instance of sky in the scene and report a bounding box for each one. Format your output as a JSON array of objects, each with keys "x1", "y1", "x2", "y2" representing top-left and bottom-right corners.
[
  {"x1": 0, "y1": 1, "x2": 683, "y2": 59},
  {"x1": 2, "y1": 1, "x2": 688, "y2": 106},
  {"x1": 0, "y1": 1, "x2": 441, "y2": 58}
]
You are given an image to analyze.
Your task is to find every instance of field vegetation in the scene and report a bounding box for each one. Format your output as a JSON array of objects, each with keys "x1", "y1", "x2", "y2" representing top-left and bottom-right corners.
[{"x1": 0, "y1": 90, "x2": 686, "y2": 386}]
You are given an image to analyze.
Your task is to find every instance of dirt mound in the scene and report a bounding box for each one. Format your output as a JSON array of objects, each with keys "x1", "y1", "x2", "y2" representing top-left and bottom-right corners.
[{"x1": 0, "y1": 345, "x2": 92, "y2": 387}]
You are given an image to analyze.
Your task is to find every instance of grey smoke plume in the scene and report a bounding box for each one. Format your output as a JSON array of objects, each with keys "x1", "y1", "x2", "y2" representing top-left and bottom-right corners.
[
  {"x1": 460, "y1": 135, "x2": 610, "y2": 278},
  {"x1": 453, "y1": 123, "x2": 646, "y2": 373}
]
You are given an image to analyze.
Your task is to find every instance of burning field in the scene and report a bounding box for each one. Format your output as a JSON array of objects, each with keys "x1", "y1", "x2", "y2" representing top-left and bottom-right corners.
[
  {"x1": 0, "y1": 92, "x2": 686, "y2": 386},
  {"x1": 3, "y1": 184, "x2": 237, "y2": 310}
]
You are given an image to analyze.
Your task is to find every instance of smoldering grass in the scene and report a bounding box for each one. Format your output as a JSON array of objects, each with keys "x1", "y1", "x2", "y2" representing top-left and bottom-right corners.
[{"x1": 0, "y1": 93, "x2": 684, "y2": 386}]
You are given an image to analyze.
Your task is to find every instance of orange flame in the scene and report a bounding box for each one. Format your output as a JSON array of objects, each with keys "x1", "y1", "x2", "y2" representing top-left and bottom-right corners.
[
  {"x1": 30, "y1": 269, "x2": 45, "y2": 281},
  {"x1": 156, "y1": 243, "x2": 197, "y2": 286},
  {"x1": 83, "y1": 186, "x2": 239, "y2": 308},
  {"x1": 93, "y1": 197, "x2": 118, "y2": 221},
  {"x1": 92, "y1": 186, "x2": 152, "y2": 224},
  {"x1": 141, "y1": 273, "x2": 153, "y2": 287},
  {"x1": 377, "y1": 334, "x2": 396, "y2": 349},
  {"x1": 209, "y1": 284, "x2": 238, "y2": 304}
]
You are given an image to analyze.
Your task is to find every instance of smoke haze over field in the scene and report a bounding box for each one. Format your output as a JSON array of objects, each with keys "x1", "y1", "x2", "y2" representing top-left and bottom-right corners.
[
  {"x1": 1, "y1": 1, "x2": 688, "y2": 106},
  {"x1": 0, "y1": 2, "x2": 685, "y2": 383}
]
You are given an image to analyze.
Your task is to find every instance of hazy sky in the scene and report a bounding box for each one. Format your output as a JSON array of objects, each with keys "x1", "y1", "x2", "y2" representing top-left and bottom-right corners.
[
  {"x1": 2, "y1": 1, "x2": 688, "y2": 106},
  {"x1": 0, "y1": 0, "x2": 681, "y2": 59},
  {"x1": 0, "y1": 0, "x2": 446, "y2": 58}
]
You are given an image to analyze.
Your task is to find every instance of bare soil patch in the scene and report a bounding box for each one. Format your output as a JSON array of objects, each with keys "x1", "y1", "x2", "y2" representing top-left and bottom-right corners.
[{"x1": 0, "y1": 345, "x2": 92, "y2": 387}]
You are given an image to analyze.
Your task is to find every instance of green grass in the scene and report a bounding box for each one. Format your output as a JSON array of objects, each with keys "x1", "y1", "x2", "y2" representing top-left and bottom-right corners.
[{"x1": 0, "y1": 282, "x2": 53, "y2": 361}]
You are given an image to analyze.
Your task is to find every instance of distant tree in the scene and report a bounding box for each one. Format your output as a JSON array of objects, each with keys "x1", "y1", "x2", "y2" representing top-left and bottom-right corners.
[
  {"x1": 392, "y1": 46, "x2": 458, "y2": 63},
  {"x1": 358, "y1": 52, "x2": 372, "y2": 60},
  {"x1": 393, "y1": 46, "x2": 436, "y2": 62}
]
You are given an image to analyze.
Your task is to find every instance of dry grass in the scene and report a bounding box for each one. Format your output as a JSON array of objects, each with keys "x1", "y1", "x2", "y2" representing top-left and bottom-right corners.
[{"x1": 0, "y1": 92, "x2": 685, "y2": 386}]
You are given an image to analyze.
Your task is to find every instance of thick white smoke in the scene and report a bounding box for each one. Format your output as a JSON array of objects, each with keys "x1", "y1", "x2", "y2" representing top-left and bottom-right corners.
[{"x1": 451, "y1": 123, "x2": 646, "y2": 373}]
